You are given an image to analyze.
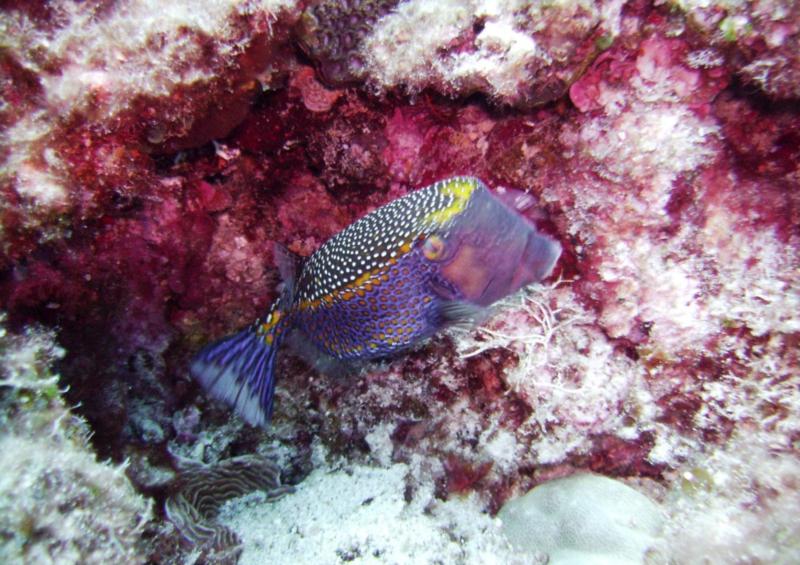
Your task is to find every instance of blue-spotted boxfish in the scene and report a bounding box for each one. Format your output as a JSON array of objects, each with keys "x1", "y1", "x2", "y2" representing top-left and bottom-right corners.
[{"x1": 191, "y1": 177, "x2": 561, "y2": 427}]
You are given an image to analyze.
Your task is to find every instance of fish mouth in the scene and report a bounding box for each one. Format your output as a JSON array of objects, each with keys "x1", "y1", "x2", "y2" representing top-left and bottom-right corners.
[
  {"x1": 534, "y1": 235, "x2": 562, "y2": 280},
  {"x1": 478, "y1": 231, "x2": 562, "y2": 304}
]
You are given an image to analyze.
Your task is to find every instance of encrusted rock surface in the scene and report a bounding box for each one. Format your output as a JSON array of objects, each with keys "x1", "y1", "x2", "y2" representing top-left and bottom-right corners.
[{"x1": 0, "y1": 1, "x2": 798, "y2": 563}]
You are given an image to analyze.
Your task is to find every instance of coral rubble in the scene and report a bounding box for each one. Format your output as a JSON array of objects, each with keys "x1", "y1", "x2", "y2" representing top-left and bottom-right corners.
[{"x1": 0, "y1": 0, "x2": 798, "y2": 563}]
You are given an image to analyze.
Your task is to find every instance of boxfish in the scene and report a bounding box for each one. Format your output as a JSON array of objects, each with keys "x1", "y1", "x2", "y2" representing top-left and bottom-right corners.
[{"x1": 191, "y1": 177, "x2": 561, "y2": 427}]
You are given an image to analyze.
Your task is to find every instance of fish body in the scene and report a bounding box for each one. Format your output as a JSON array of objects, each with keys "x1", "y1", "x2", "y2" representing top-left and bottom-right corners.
[{"x1": 191, "y1": 177, "x2": 561, "y2": 427}]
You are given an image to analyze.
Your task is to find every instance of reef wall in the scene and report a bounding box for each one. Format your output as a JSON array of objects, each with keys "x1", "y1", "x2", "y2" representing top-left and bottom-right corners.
[{"x1": 0, "y1": 1, "x2": 798, "y2": 563}]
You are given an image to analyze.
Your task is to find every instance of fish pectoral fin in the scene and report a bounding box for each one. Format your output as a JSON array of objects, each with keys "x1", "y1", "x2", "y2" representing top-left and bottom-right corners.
[
  {"x1": 427, "y1": 276, "x2": 488, "y2": 327},
  {"x1": 437, "y1": 300, "x2": 488, "y2": 328},
  {"x1": 428, "y1": 277, "x2": 459, "y2": 301}
]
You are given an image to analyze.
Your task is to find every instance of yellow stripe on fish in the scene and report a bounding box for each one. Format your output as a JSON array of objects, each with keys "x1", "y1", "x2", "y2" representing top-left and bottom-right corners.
[
  {"x1": 190, "y1": 176, "x2": 562, "y2": 430},
  {"x1": 422, "y1": 177, "x2": 477, "y2": 228}
]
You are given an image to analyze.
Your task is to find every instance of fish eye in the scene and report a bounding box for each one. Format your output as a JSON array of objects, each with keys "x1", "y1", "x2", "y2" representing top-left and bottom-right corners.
[{"x1": 422, "y1": 235, "x2": 446, "y2": 261}]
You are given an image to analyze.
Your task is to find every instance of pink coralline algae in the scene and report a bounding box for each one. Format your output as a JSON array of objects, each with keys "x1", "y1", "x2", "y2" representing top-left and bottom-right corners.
[
  {"x1": 0, "y1": 1, "x2": 798, "y2": 563},
  {"x1": 290, "y1": 66, "x2": 344, "y2": 113}
]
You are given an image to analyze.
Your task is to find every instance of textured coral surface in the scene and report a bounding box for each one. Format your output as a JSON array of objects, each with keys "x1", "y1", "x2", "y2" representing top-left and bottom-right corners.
[
  {"x1": 1, "y1": 0, "x2": 798, "y2": 563},
  {"x1": 0, "y1": 317, "x2": 151, "y2": 563}
]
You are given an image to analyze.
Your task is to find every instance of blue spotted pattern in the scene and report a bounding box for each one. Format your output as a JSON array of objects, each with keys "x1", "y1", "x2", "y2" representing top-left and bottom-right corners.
[{"x1": 191, "y1": 177, "x2": 561, "y2": 427}]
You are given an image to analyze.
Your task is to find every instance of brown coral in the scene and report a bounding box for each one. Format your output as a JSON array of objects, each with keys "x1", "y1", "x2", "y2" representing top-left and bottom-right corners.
[{"x1": 295, "y1": 0, "x2": 402, "y2": 86}]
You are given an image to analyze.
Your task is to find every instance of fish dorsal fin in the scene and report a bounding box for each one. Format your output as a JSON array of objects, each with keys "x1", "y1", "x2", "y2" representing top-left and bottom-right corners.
[
  {"x1": 273, "y1": 242, "x2": 304, "y2": 289},
  {"x1": 494, "y1": 186, "x2": 535, "y2": 212}
]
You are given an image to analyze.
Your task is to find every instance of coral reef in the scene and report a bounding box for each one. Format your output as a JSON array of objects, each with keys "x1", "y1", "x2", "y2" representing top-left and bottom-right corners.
[
  {"x1": 676, "y1": 0, "x2": 800, "y2": 99},
  {"x1": 361, "y1": 0, "x2": 627, "y2": 107},
  {"x1": 0, "y1": 316, "x2": 151, "y2": 563},
  {"x1": 0, "y1": 0, "x2": 798, "y2": 563},
  {"x1": 0, "y1": 0, "x2": 300, "y2": 259},
  {"x1": 295, "y1": 0, "x2": 402, "y2": 86}
]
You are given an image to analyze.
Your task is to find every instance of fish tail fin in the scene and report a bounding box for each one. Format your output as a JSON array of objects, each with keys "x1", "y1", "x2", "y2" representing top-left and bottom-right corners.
[{"x1": 190, "y1": 312, "x2": 288, "y2": 428}]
